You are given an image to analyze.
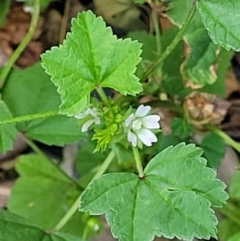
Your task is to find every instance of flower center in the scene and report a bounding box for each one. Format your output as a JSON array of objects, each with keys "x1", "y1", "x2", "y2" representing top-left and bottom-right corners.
[{"x1": 132, "y1": 119, "x2": 142, "y2": 130}]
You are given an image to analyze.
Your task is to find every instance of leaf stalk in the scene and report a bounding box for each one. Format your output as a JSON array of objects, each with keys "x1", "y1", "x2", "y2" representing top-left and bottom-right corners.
[
  {"x1": 140, "y1": 3, "x2": 196, "y2": 82},
  {"x1": 132, "y1": 147, "x2": 144, "y2": 178},
  {"x1": 0, "y1": 0, "x2": 40, "y2": 87},
  {"x1": 0, "y1": 110, "x2": 59, "y2": 125},
  {"x1": 96, "y1": 86, "x2": 111, "y2": 108},
  {"x1": 52, "y1": 150, "x2": 115, "y2": 232},
  {"x1": 207, "y1": 125, "x2": 240, "y2": 153}
]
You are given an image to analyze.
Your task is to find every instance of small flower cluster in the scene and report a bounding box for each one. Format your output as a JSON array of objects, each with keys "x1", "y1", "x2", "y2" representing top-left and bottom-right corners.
[
  {"x1": 75, "y1": 104, "x2": 160, "y2": 148},
  {"x1": 125, "y1": 105, "x2": 160, "y2": 147},
  {"x1": 75, "y1": 107, "x2": 101, "y2": 132}
]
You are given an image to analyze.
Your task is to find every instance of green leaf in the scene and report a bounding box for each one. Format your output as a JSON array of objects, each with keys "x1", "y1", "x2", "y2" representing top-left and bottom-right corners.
[
  {"x1": 161, "y1": 27, "x2": 192, "y2": 98},
  {"x1": 2, "y1": 63, "x2": 84, "y2": 146},
  {"x1": 41, "y1": 10, "x2": 142, "y2": 115},
  {"x1": 229, "y1": 171, "x2": 240, "y2": 200},
  {"x1": 76, "y1": 139, "x2": 107, "y2": 187},
  {"x1": 93, "y1": 0, "x2": 148, "y2": 31},
  {"x1": 128, "y1": 31, "x2": 157, "y2": 61},
  {"x1": 183, "y1": 12, "x2": 219, "y2": 85},
  {"x1": 171, "y1": 118, "x2": 193, "y2": 139},
  {"x1": 133, "y1": 0, "x2": 146, "y2": 3},
  {"x1": 200, "y1": 47, "x2": 234, "y2": 97},
  {"x1": 229, "y1": 232, "x2": 240, "y2": 241},
  {"x1": 200, "y1": 133, "x2": 226, "y2": 169},
  {"x1": 218, "y1": 219, "x2": 240, "y2": 241},
  {"x1": 0, "y1": 210, "x2": 85, "y2": 241},
  {"x1": 0, "y1": 0, "x2": 10, "y2": 26},
  {"x1": 157, "y1": 134, "x2": 181, "y2": 152},
  {"x1": 80, "y1": 143, "x2": 228, "y2": 241},
  {"x1": 167, "y1": 0, "x2": 192, "y2": 27},
  {"x1": 8, "y1": 154, "x2": 83, "y2": 232},
  {"x1": 197, "y1": 0, "x2": 240, "y2": 51},
  {"x1": 23, "y1": 0, "x2": 56, "y2": 9},
  {"x1": 0, "y1": 101, "x2": 18, "y2": 153}
]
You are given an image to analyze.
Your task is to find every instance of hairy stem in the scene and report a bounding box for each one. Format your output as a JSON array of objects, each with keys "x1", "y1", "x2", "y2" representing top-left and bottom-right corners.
[
  {"x1": 140, "y1": 4, "x2": 196, "y2": 82},
  {"x1": 0, "y1": 110, "x2": 59, "y2": 125},
  {"x1": 0, "y1": 0, "x2": 40, "y2": 87},
  {"x1": 96, "y1": 86, "x2": 111, "y2": 108},
  {"x1": 52, "y1": 150, "x2": 115, "y2": 232},
  {"x1": 132, "y1": 147, "x2": 144, "y2": 178}
]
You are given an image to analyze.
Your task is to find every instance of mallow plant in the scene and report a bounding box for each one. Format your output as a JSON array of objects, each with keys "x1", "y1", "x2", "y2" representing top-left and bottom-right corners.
[{"x1": 1, "y1": 0, "x2": 240, "y2": 240}]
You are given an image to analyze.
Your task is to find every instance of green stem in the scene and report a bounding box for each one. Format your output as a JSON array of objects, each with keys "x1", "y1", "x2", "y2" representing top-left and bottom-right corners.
[
  {"x1": 52, "y1": 150, "x2": 115, "y2": 232},
  {"x1": 22, "y1": 134, "x2": 81, "y2": 188},
  {"x1": 140, "y1": 4, "x2": 196, "y2": 82},
  {"x1": 207, "y1": 125, "x2": 240, "y2": 153},
  {"x1": 132, "y1": 147, "x2": 144, "y2": 178},
  {"x1": 92, "y1": 150, "x2": 115, "y2": 180},
  {"x1": 96, "y1": 86, "x2": 111, "y2": 108},
  {"x1": 0, "y1": 110, "x2": 59, "y2": 125},
  {"x1": 152, "y1": 11, "x2": 161, "y2": 55},
  {"x1": 0, "y1": 0, "x2": 40, "y2": 86},
  {"x1": 22, "y1": 134, "x2": 48, "y2": 158}
]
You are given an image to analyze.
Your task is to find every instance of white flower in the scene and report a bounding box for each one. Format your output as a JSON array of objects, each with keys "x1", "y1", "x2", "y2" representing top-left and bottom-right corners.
[
  {"x1": 75, "y1": 108, "x2": 101, "y2": 132},
  {"x1": 125, "y1": 105, "x2": 160, "y2": 147}
]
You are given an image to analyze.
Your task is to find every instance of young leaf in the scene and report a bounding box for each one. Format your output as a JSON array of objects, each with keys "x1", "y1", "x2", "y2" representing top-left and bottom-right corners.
[
  {"x1": 0, "y1": 101, "x2": 18, "y2": 153},
  {"x1": 2, "y1": 63, "x2": 84, "y2": 146},
  {"x1": 197, "y1": 0, "x2": 240, "y2": 51},
  {"x1": 41, "y1": 10, "x2": 142, "y2": 115},
  {"x1": 0, "y1": 209, "x2": 85, "y2": 241},
  {"x1": 8, "y1": 154, "x2": 83, "y2": 232},
  {"x1": 200, "y1": 133, "x2": 226, "y2": 169},
  {"x1": 80, "y1": 143, "x2": 228, "y2": 241}
]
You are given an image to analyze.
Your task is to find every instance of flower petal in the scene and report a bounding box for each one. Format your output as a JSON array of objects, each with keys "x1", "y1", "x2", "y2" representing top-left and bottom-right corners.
[
  {"x1": 135, "y1": 105, "x2": 151, "y2": 118},
  {"x1": 127, "y1": 130, "x2": 137, "y2": 147},
  {"x1": 136, "y1": 129, "x2": 157, "y2": 146},
  {"x1": 94, "y1": 117, "x2": 101, "y2": 125},
  {"x1": 125, "y1": 113, "x2": 134, "y2": 127},
  {"x1": 74, "y1": 112, "x2": 87, "y2": 119},
  {"x1": 141, "y1": 115, "x2": 160, "y2": 129},
  {"x1": 82, "y1": 119, "x2": 94, "y2": 132}
]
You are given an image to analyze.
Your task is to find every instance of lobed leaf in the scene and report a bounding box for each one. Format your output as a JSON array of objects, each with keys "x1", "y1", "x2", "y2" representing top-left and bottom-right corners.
[
  {"x1": 41, "y1": 10, "x2": 142, "y2": 115},
  {"x1": 80, "y1": 143, "x2": 228, "y2": 241},
  {"x1": 197, "y1": 0, "x2": 240, "y2": 51}
]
